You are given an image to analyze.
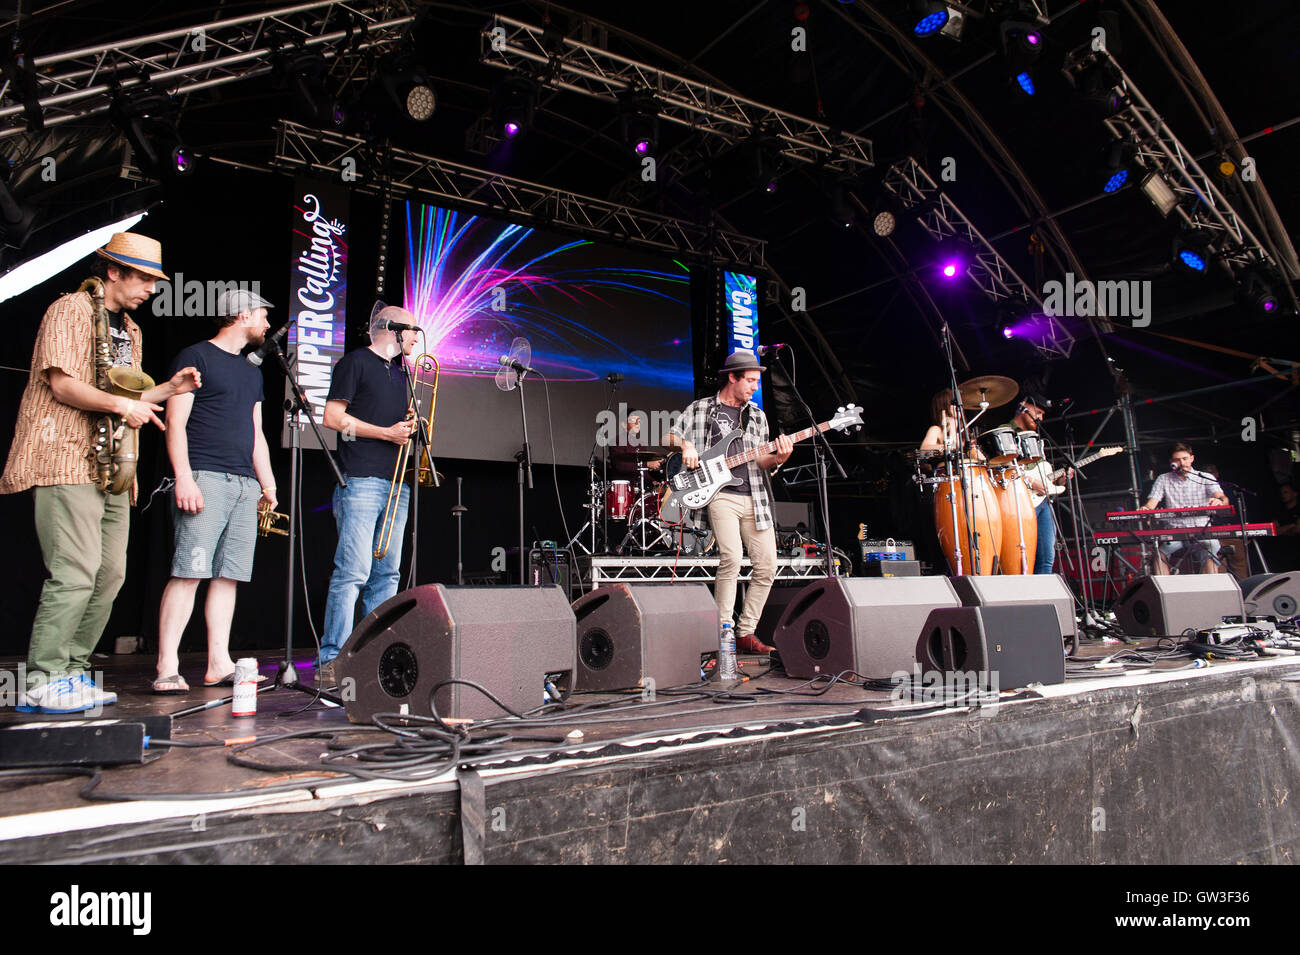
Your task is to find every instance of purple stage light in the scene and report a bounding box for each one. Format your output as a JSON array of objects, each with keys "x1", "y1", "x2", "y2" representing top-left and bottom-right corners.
[
  {"x1": 1264, "y1": 300, "x2": 1277, "y2": 313},
  {"x1": 634, "y1": 139, "x2": 650, "y2": 155},
  {"x1": 504, "y1": 121, "x2": 520, "y2": 137},
  {"x1": 1002, "y1": 326, "x2": 1015, "y2": 339},
  {"x1": 1026, "y1": 31, "x2": 1041, "y2": 45},
  {"x1": 942, "y1": 261, "x2": 959, "y2": 279}
]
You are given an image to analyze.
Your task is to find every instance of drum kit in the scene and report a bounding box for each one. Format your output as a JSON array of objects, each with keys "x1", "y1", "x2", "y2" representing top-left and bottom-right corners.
[
  {"x1": 911, "y1": 375, "x2": 1040, "y2": 576},
  {"x1": 571, "y1": 448, "x2": 716, "y2": 556}
]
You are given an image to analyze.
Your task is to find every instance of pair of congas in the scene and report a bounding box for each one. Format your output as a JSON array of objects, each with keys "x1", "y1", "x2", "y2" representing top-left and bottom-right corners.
[{"x1": 931, "y1": 428, "x2": 1043, "y2": 575}]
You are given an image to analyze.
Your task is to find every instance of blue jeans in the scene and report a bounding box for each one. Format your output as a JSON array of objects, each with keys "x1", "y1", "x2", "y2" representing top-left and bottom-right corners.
[
  {"x1": 321, "y1": 476, "x2": 409, "y2": 663},
  {"x1": 1034, "y1": 499, "x2": 1057, "y2": 574}
]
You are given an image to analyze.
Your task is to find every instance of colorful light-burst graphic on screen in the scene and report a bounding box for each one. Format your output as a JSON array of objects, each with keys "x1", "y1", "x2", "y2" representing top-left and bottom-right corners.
[{"x1": 404, "y1": 204, "x2": 691, "y2": 386}]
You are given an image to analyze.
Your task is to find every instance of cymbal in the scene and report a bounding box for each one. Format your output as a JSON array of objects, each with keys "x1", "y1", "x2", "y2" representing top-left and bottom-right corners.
[{"x1": 956, "y1": 375, "x2": 1018, "y2": 409}]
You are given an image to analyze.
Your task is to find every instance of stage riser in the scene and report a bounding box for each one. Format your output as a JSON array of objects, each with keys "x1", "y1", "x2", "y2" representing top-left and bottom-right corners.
[{"x1": 5, "y1": 665, "x2": 1296, "y2": 864}]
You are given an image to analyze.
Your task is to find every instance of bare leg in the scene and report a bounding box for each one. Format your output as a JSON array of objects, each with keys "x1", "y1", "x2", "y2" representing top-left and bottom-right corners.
[
  {"x1": 156, "y1": 577, "x2": 201, "y2": 680},
  {"x1": 204, "y1": 577, "x2": 239, "y2": 683}
]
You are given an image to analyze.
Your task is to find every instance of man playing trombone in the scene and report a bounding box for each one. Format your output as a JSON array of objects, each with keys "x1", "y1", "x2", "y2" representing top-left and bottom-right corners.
[{"x1": 318, "y1": 303, "x2": 420, "y2": 685}]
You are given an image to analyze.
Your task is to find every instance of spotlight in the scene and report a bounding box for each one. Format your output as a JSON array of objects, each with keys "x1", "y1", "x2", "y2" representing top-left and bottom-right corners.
[
  {"x1": 747, "y1": 127, "x2": 787, "y2": 195},
  {"x1": 1172, "y1": 231, "x2": 1215, "y2": 276},
  {"x1": 827, "y1": 178, "x2": 857, "y2": 229},
  {"x1": 1237, "y1": 268, "x2": 1280, "y2": 316},
  {"x1": 942, "y1": 261, "x2": 960, "y2": 279},
  {"x1": 1102, "y1": 141, "x2": 1140, "y2": 194},
  {"x1": 1063, "y1": 49, "x2": 1128, "y2": 117},
  {"x1": 620, "y1": 92, "x2": 660, "y2": 158},
  {"x1": 1002, "y1": 325, "x2": 1015, "y2": 339},
  {"x1": 110, "y1": 88, "x2": 193, "y2": 180},
  {"x1": 912, "y1": 2, "x2": 949, "y2": 37},
  {"x1": 273, "y1": 49, "x2": 344, "y2": 130},
  {"x1": 1139, "y1": 171, "x2": 1178, "y2": 217},
  {"x1": 405, "y1": 84, "x2": 436, "y2": 121},
  {"x1": 1013, "y1": 72, "x2": 1036, "y2": 97},
  {"x1": 1001, "y1": 21, "x2": 1042, "y2": 100},
  {"x1": 872, "y1": 210, "x2": 896, "y2": 237},
  {"x1": 0, "y1": 173, "x2": 37, "y2": 250},
  {"x1": 494, "y1": 75, "x2": 537, "y2": 139}
]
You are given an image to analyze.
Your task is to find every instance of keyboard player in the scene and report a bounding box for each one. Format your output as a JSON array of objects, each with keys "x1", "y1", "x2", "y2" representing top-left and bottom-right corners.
[{"x1": 1140, "y1": 442, "x2": 1230, "y2": 574}]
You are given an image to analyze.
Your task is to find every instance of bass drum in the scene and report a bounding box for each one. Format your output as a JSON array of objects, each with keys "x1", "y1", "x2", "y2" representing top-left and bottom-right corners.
[
  {"x1": 932, "y1": 461, "x2": 1004, "y2": 576},
  {"x1": 990, "y1": 468, "x2": 1037, "y2": 575}
]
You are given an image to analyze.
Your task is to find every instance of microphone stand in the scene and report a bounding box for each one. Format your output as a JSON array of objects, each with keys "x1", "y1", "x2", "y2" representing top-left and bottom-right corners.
[
  {"x1": 774, "y1": 348, "x2": 846, "y2": 578},
  {"x1": 513, "y1": 366, "x2": 535, "y2": 584},
  {"x1": 270, "y1": 340, "x2": 345, "y2": 693}
]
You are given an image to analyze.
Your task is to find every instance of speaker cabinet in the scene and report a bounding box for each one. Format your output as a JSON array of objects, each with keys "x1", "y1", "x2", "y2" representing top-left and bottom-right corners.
[
  {"x1": 1113, "y1": 575, "x2": 1243, "y2": 637},
  {"x1": 915, "y1": 605, "x2": 1065, "y2": 689},
  {"x1": 571, "y1": 584, "x2": 718, "y2": 691},
  {"x1": 755, "y1": 583, "x2": 808, "y2": 648},
  {"x1": 339, "y1": 585, "x2": 576, "y2": 724},
  {"x1": 950, "y1": 574, "x2": 1077, "y2": 640},
  {"x1": 1241, "y1": 572, "x2": 1300, "y2": 618},
  {"x1": 771, "y1": 576, "x2": 961, "y2": 680}
]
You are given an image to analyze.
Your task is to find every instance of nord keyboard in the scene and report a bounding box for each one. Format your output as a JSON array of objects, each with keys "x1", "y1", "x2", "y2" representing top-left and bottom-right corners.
[
  {"x1": 1095, "y1": 523, "x2": 1275, "y2": 545},
  {"x1": 1105, "y1": 505, "x2": 1234, "y2": 524}
]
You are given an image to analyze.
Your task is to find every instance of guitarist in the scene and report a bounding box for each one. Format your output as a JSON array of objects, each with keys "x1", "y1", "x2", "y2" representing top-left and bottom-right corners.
[
  {"x1": 1005, "y1": 396, "x2": 1073, "y2": 574},
  {"x1": 667, "y1": 351, "x2": 793, "y2": 654}
]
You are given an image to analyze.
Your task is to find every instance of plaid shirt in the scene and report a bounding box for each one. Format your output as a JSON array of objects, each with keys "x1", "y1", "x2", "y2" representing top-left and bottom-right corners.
[
  {"x1": 670, "y1": 393, "x2": 776, "y2": 530},
  {"x1": 1148, "y1": 469, "x2": 1224, "y2": 527}
]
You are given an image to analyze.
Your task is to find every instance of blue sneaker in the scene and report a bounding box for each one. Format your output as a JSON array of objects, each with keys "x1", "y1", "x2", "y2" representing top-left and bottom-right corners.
[
  {"x1": 16, "y1": 677, "x2": 97, "y2": 714},
  {"x1": 71, "y1": 673, "x2": 117, "y2": 707}
]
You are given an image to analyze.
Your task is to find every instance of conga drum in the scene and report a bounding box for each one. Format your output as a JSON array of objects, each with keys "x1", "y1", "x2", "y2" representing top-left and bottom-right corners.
[
  {"x1": 932, "y1": 461, "x2": 1004, "y2": 576},
  {"x1": 991, "y1": 466, "x2": 1037, "y2": 575}
]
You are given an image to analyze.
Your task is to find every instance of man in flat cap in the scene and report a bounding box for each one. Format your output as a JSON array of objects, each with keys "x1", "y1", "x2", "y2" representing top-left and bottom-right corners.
[
  {"x1": 1, "y1": 232, "x2": 200, "y2": 713},
  {"x1": 668, "y1": 350, "x2": 793, "y2": 655}
]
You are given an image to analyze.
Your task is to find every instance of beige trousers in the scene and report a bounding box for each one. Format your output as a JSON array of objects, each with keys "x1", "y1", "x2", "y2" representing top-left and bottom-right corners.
[{"x1": 707, "y1": 492, "x2": 777, "y2": 636}]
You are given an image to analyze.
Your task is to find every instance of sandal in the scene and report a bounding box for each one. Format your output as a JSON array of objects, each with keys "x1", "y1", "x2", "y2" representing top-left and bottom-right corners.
[{"x1": 152, "y1": 674, "x2": 189, "y2": 695}]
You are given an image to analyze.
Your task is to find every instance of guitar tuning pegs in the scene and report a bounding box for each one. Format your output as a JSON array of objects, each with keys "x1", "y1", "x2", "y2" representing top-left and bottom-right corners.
[{"x1": 838, "y1": 406, "x2": 844, "y2": 413}]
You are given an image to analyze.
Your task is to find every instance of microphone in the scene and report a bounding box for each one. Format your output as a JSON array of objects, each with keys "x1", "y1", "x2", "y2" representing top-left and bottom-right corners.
[
  {"x1": 757, "y1": 343, "x2": 787, "y2": 356},
  {"x1": 385, "y1": 320, "x2": 420, "y2": 332},
  {"x1": 247, "y1": 322, "x2": 291, "y2": 367},
  {"x1": 498, "y1": 355, "x2": 537, "y2": 375},
  {"x1": 606, "y1": 372, "x2": 625, "y2": 385}
]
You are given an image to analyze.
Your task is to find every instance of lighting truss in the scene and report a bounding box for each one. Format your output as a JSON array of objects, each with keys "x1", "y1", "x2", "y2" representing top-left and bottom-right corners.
[
  {"x1": 882, "y1": 156, "x2": 1075, "y2": 359},
  {"x1": 0, "y1": 1, "x2": 416, "y2": 142},
  {"x1": 481, "y1": 14, "x2": 873, "y2": 173},
  {"x1": 272, "y1": 120, "x2": 767, "y2": 270},
  {"x1": 1070, "y1": 48, "x2": 1279, "y2": 276}
]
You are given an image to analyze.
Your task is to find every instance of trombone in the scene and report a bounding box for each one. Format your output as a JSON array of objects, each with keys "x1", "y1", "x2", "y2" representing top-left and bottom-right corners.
[{"x1": 375, "y1": 352, "x2": 441, "y2": 559}]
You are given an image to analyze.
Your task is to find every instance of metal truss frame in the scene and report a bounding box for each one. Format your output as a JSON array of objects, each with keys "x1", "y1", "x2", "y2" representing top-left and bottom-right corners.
[
  {"x1": 0, "y1": 1, "x2": 415, "y2": 141},
  {"x1": 584, "y1": 555, "x2": 844, "y2": 586},
  {"x1": 272, "y1": 120, "x2": 767, "y2": 270},
  {"x1": 481, "y1": 14, "x2": 873, "y2": 174},
  {"x1": 1069, "y1": 49, "x2": 1278, "y2": 276},
  {"x1": 882, "y1": 156, "x2": 1076, "y2": 359}
]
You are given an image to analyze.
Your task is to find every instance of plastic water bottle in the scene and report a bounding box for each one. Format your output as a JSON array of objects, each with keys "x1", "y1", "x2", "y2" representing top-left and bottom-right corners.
[{"x1": 718, "y1": 622, "x2": 738, "y2": 681}]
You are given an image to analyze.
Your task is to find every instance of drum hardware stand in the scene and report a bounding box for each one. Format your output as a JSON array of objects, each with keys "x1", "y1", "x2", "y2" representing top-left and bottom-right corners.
[
  {"x1": 451, "y1": 476, "x2": 467, "y2": 585},
  {"x1": 773, "y1": 347, "x2": 847, "y2": 579},
  {"x1": 268, "y1": 336, "x2": 347, "y2": 695},
  {"x1": 565, "y1": 460, "x2": 600, "y2": 556}
]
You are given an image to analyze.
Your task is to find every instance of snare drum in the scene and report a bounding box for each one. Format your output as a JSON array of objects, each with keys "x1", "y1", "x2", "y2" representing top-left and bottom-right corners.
[
  {"x1": 1016, "y1": 430, "x2": 1044, "y2": 464},
  {"x1": 977, "y1": 427, "x2": 1020, "y2": 465},
  {"x1": 605, "y1": 480, "x2": 633, "y2": 521}
]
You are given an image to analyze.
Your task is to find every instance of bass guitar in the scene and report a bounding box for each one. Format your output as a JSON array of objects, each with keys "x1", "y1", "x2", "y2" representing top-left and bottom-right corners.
[{"x1": 1028, "y1": 445, "x2": 1124, "y2": 507}]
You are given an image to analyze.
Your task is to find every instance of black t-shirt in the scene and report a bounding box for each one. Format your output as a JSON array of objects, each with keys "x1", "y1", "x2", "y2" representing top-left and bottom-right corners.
[
  {"x1": 328, "y1": 347, "x2": 411, "y2": 479},
  {"x1": 107, "y1": 310, "x2": 131, "y2": 367},
  {"x1": 709, "y1": 402, "x2": 751, "y2": 496},
  {"x1": 168, "y1": 340, "x2": 264, "y2": 478}
]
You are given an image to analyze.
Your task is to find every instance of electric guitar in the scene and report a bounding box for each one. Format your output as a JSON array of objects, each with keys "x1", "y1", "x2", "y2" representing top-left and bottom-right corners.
[
  {"x1": 665, "y1": 405, "x2": 863, "y2": 511},
  {"x1": 1028, "y1": 445, "x2": 1124, "y2": 507}
]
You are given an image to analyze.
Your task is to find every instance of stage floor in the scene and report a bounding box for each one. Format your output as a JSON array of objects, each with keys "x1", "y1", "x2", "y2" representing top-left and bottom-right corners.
[{"x1": 2, "y1": 640, "x2": 1299, "y2": 864}]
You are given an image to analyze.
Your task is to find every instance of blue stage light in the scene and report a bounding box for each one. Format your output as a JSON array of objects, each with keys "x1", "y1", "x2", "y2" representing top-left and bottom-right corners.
[
  {"x1": 1015, "y1": 72, "x2": 1035, "y2": 96},
  {"x1": 1104, "y1": 168, "x2": 1128, "y2": 193},
  {"x1": 1178, "y1": 249, "x2": 1207, "y2": 272},
  {"x1": 914, "y1": 10, "x2": 949, "y2": 36}
]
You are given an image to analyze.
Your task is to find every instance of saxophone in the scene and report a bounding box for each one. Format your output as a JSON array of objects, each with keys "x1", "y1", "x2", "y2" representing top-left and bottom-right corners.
[{"x1": 83, "y1": 277, "x2": 155, "y2": 495}]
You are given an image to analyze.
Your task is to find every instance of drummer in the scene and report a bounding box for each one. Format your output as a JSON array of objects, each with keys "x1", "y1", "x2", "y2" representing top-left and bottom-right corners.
[
  {"x1": 1002, "y1": 395, "x2": 1071, "y2": 574},
  {"x1": 609, "y1": 414, "x2": 663, "y2": 479},
  {"x1": 920, "y1": 389, "x2": 984, "y2": 459}
]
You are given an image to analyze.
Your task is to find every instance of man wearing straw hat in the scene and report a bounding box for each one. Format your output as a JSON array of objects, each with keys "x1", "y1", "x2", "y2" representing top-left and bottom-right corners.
[{"x1": 1, "y1": 232, "x2": 201, "y2": 713}]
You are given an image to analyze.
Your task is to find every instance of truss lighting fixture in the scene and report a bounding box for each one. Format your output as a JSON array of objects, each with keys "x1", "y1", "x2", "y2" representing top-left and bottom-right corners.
[
  {"x1": 0, "y1": 174, "x2": 37, "y2": 250},
  {"x1": 494, "y1": 75, "x2": 538, "y2": 139},
  {"x1": 1139, "y1": 171, "x2": 1178, "y2": 217},
  {"x1": 110, "y1": 88, "x2": 194, "y2": 179},
  {"x1": 1102, "y1": 141, "x2": 1140, "y2": 194},
  {"x1": 1014, "y1": 72, "x2": 1036, "y2": 97},
  {"x1": 1172, "y1": 232, "x2": 1215, "y2": 276},
  {"x1": 620, "y1": 93, "x2": 660, "y2": 158},
  {"x1": 873, "y1": 210, "x2": 896, "y2": 237},
  {"x1": 1237, "y1": 269, "x2": 1280, "y2": 315},
  {"x1": 912, "y1": 2, "x2": 950, "y2": 37}
]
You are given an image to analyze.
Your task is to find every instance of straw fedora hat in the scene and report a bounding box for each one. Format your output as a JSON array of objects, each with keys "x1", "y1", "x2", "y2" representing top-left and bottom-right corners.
[{"x1": 95, "y1": 232, "x2": 168, "y2": 280}]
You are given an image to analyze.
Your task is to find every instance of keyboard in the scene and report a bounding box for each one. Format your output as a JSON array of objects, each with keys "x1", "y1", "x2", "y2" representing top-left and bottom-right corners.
[
  {"x1": 1095, "y1": 523, "x2": 1275, "y2": 545},
  {"x1": 1105, "y1": 505, "x2": 1235, "y2": 523}
]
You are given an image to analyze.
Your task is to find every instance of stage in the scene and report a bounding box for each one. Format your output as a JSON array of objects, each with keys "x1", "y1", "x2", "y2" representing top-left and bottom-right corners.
[{"x1": 2, "y1": 643, "x2": 1298, "y2": 865}]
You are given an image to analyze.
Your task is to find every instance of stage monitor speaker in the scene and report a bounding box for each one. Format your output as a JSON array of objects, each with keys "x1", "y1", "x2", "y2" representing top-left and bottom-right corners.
[
  {"x1": 950, "y1": 574, "x2": 1077, "y2": 640},
  {"x1": 915, "y1": 605, "x2": 1065, "y2": 689},
  {"x1": 771, "y1": 576, "x2": 961, "y2": 680},
  {"x1": 1113, "y1": 575, "x2": 1243, "y2": 637},
  {"x1": 755, "y1": 582, "x2": 808, "y2": 648},
  {"x1": 338, "y1": 585, "x2": 576, "y2": 724},
  {"x1": 1241, "y1": 572, "x2": 1300, "y2": 618},
  {"x1": 571, "y1": 584, "x2": 718, "y2": 691}
]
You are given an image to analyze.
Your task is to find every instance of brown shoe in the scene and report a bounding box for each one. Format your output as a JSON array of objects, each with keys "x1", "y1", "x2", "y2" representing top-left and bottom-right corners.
[
  {"x1": 317, "y1": 660, "x2": 337, "y2": 688},
  {"x1": 736, "y1": 633, "x2": 775, "y2": 655}
]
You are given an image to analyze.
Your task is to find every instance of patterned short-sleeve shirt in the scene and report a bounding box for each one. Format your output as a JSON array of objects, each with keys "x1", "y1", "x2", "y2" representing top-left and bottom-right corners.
[
  {"x1": 0, "y1": 290, "x2": 143, "y2": 494},
  {"x1": 1147, "y1": 469, "x2": 1223, "y2": 527},
  {"x1": 669, "y1": 393, "x2": 776, "y2": 530}
]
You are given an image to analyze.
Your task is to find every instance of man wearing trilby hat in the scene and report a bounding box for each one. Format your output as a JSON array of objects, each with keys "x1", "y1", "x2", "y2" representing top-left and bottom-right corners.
[
  {"x1": 667, "y1": 350, "x2": 793, "y2": 654},
  {"x1": 0, "y1": 232, "x2": 201, "y2": 713}
]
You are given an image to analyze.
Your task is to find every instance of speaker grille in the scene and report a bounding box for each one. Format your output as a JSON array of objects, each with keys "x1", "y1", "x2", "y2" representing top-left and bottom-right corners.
[
  {"x1": 804, "y1": 619, "x2": 831, "y2": 660},
  {"x1": 580, "y1": 628, "x2": 616, "y2": 670},
  {"x1": 378, "y1": 642, "x2": 419, "y2": 699},
  {"x1": 1133, "y1": 600, "x2": 1150, "y2": 626}
]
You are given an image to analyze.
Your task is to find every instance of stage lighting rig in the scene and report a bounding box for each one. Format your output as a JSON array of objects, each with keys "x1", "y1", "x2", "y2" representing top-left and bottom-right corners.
[
  {"x1": 109, "y1": 87, "x2": 194, "y2": 180},
  {"x1": 1139, "y1": 171, "x2": 1178, "y2": 217},
  {"x1": 1236, "y1": 267, "x2": 1281, "y2": 316},
  {"x1": 272, "y1": 48, "x2": 346, "y2": 130},
  {"x1": 494, "y1": 74, "x2": 537, "y2": 139},
  {"x1": 1101, "y1": 141, "x2": 1141, "y2": 194},
  {"x1": 1000, "y1": 20, "x2": 1042, "y2": 99},
  {"x1": 912, "y1": 2, "x2": 951, "y2": 37},
  {"x1": 619, "y1": 92, "x2": 660, "y2": 158},
  {"x1": 1172, "y1": 230, "x2": 1215, "y2": 277}
]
